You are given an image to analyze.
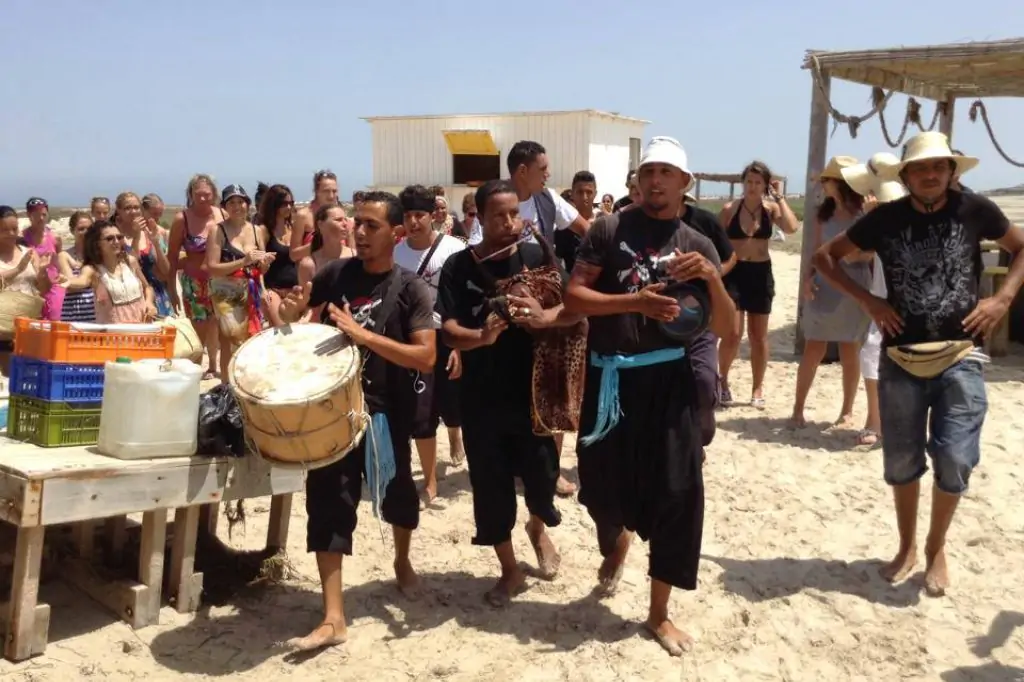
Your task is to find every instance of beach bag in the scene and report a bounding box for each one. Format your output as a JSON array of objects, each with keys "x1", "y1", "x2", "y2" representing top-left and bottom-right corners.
[
  {"x1": 210, "y1": 278, "x2": 251, "y2": 345},
  {"x1": 885, "y1": 340, "x2": 974, "y2": 379},
  {"x1": 0, "y1": 291, "x2": 45, "y2": 339},
  {"x1": 162, "y1": 316, "x2": 203, "y2": 363}
]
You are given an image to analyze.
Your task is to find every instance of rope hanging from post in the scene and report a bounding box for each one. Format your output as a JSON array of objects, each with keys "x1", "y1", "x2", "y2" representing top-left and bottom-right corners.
[
  {"x1": 878, "y1": 98, "x2": 943, "y2": 148},
  {"x1": 968, "y1": 100, "x2": 1024, "y2": 168},
  {"x1": 808, "y1": 56, "x2": 893, "y2": 138}
]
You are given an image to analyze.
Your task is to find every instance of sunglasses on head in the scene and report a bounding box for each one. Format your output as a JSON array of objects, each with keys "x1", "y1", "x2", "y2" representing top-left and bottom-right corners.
[{"x1": 314, "y1": 169, "x2": 337, "y2": 182}]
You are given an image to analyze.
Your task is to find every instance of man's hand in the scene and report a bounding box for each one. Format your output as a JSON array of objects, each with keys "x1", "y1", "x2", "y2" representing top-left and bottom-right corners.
[
  {"x1": 447, "y1": 348, "x2": 462, "y2": 379},
  {"x1": 862, "y1": 295, "x2": 904, "y2": 337},
  {"x1": 963, "y1": 295, "x2": 1011, "y2": 338},
  {"x1": 280, "y1": 282, "x2": 312, "y2": 321},
  {"x1": 666, "y1": 249, "x2": 718, "y2": 283},
  {"x1": 633, "y1": 283, "x2": 680, "y2": 322},
  {"x1": 507, "y1": 293, "x2": 549, "y2": 328},
  {"x1": 327, "y1": 302, "x2": 370, "y2": 344},
  {"x1": 480, "y1": 312, "x2": 507, "y2": 345}
]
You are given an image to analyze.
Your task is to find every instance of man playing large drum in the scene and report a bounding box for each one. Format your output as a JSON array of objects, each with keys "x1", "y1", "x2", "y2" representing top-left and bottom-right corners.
[{"x1": 278, "y1": 191, "x2": 437, "y2": 651}]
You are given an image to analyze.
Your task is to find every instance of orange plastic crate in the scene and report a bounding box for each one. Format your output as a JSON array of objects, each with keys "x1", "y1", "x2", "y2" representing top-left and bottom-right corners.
[{"x1": 13, "y1": 317, "x2": 176, "y2": 364}]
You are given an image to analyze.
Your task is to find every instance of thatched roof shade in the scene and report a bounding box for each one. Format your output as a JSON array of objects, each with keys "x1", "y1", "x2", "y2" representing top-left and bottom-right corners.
[{"x1": 802, "y1": 38, "x2": 1024, "y2": 100}]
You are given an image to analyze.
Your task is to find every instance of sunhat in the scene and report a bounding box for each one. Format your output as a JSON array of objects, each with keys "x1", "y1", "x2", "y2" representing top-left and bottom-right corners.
[
  {"x1": 817, "y1": 156, "x2": 858, "y2": 182},
  {"x1": 639, "y1": 136, "x2": 695, "y2": 193},
  {"x1": 896, "y1": 131, "x2": 979, "y2": 176},
  {"x1": 841, "y1": 153, "x2": 908, "y2": 203}
]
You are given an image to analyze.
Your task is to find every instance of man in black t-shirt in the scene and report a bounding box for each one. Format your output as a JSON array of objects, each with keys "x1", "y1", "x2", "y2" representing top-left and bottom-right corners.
[
  {"x1": 278, "y1": 191, "x2": 436, "y2": 651},
  {"x1": 681, "y1": 202, "x2": 736, "y2": 274},
  {"x1": 436, "y1": 179, "x2": 581, "y2": 607},
  {"x1": 612, "y1": 169, "x2": 638, "y2": 212},
  {"x1": 564, "y1": 137, "x2": 736, "y2": 656},
  {"x1": 814, "y1": 131, "x2": 1024, "y2": 597}
]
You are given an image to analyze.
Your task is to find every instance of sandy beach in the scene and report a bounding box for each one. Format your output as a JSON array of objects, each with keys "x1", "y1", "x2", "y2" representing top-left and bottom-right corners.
[{"x1": 1, "y1": 247, "x2": 1023, "y2": 682}]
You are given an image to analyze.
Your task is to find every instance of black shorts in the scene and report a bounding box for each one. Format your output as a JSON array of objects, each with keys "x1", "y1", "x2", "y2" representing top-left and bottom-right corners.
[
  {"x1": 411, "y1": 334, "x2": 462, "y2": 439},
  {"x1": 304, "y1": 419, "x2": 418, "y2": 554},
  {"x1": 724, "y1": 260, "x2": 774, "y2": 315}
]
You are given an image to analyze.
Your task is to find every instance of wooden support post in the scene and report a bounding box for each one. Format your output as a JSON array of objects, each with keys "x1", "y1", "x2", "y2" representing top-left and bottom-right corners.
[
  {"x1": 170, "y1": 506, "x2": 203, "y2": 613},
  {"x1": 199, "y1": 503, "x2": 220, "y2": 537},
  {"x1": 794, "y1": 69, "x2": 832, "y2": 356},
  {"x1": 137, "y1": 510, "x2": 167, "y2": 624},
  {"x1": 104, "y1": 515, "x2": 127, "y2": 566},
  {"x1": 729, "y1": 182, "x2": 736, "y2": 200},
  {"x1": 73, "y1": 520, "x2": 96, "y2": 559},
  {"x1": 694, "y1": 177, "x2": 702, "y2": 202},
  {"x1": 3, "y1": 526, "x2": 49, "y2": 661},
  {"x1": 266, "y1": 494, "x2": 293, "y2": 553},
  {"x1": 939, "y1": 94, "x2": 956, "y2": 140}
]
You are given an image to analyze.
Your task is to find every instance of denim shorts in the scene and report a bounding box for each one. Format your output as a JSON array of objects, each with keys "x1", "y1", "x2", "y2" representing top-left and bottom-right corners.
[{"x1": 877, "y1": 355, "x2": 987, "y2": 494}]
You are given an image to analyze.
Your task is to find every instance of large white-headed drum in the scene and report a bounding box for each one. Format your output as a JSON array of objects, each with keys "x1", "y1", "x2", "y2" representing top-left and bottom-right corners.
[{"x1": 228, "y1": 323, "x2": 366, "y2": 469}]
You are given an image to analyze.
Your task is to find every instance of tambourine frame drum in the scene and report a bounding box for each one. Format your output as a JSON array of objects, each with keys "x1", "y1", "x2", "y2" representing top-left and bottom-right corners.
[
  {"x1": 657, "y1": 282, "x2": 711, "y2": 343},
  {"x1": 228, "y1": 323, "x2": 367, "y2": 470}
]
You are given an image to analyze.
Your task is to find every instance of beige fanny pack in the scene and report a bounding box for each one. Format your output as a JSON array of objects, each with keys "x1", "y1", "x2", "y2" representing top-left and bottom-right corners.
[{"x1": 885, "y1": 340, "x2": 975, "y2": 379}]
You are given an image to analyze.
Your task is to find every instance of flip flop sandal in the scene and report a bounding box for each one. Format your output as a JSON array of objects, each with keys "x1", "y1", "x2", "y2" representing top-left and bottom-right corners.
[
  {"x1": 857, "y1": 429, "x2": 879, "y2": 446},
  {"x1": 719, "y1": 385, "x2": 734, "y2": 408},
  {"x1": 751, "y1": 397, "x2": 766, "y2": 409}
]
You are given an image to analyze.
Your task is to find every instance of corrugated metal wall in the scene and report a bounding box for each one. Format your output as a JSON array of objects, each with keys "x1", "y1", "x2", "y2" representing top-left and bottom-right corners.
[{"x1": 369, "y1": 112, "x2": 593, "y2": 189}]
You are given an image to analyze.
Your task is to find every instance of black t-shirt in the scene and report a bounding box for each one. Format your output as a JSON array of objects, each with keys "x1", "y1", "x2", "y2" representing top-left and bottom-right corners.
[
  {"x1": 308, "y1": 259, "x2": 435, "y2": 430},
  {"x1": 576, "y1": 210, "x2": 722, "y2": 355},
  {"x1": 554, "y1": 228, "x2": 582, "y2": 273},
  {"x1": 682, "y1": 204, "x2": 734, "y2": 263},
  {"x1": 436, "y1": 243, "x2": 564, "y2": 430},
  {"x1": 846, "y1": 191, "x2": 1010, "y2": 347}
]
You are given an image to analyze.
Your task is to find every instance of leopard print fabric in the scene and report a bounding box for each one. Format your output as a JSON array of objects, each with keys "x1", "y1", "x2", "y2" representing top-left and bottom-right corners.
[{"x1": 492, "y1": 265, "x2": 589, "y2": 436}]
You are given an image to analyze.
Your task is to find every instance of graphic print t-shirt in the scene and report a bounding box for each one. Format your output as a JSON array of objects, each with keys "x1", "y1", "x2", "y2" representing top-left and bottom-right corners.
[
  {"x1": 308, "y1": 260, "x2": 435, "y2": 430},
  {"x1": 575, "y1": 209, "x2": 721, "y2": 356},
  {"x1": 846, "y1": 191, "x2": 1010, "y2": 347},
  {"x1": 435, "y1": 243, "x2": 564, "y2": 431}
]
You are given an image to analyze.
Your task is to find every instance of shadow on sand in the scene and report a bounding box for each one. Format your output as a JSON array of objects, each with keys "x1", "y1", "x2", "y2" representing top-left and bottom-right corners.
[
  {"x1": 148, "y1": 571, "x2": 634, "y2": 676},
  {"x1": 702, "y1": 554, "x2": 922, "y2": 608},
  {"x1": 715, "y1": 415, "x2": 874, "y2": 453}
]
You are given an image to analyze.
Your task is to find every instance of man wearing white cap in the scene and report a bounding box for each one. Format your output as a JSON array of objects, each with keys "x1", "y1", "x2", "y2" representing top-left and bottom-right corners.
[
  {"x1": 564, "y1": 136, "x2": 736, "y2": 654},
  {"x1": 814, "y1": 131, "x2": 1024, "y2": 596}
]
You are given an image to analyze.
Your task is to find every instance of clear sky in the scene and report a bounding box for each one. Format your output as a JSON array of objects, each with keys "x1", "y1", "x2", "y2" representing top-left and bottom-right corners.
[{"x1": 2, "y1": 0, "x2": 1023, "y2": 205}]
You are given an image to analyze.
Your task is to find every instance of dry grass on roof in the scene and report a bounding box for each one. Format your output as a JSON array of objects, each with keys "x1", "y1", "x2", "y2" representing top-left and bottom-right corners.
[{"x1": 802, "y1": 38, "x2": 1024, "y2": 100}]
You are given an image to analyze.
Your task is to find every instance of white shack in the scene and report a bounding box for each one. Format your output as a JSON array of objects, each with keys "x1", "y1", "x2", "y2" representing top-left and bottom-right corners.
[{"x1": 361, "y1": 109, "x2": 649, "y2": 210}]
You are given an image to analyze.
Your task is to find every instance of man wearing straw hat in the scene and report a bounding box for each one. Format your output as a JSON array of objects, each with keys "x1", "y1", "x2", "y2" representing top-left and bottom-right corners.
[
  {"x1": 814, "y1": 131, "x2": 1024, "y2": 596},
  {"x1": 565, "y1": 136, "x2": 736, "y2": 654}
]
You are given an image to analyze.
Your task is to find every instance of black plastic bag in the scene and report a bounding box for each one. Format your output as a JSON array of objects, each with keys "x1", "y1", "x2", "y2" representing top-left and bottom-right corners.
[{"x1": 197, "y1": 384, "x2": 246, "y2": 457}]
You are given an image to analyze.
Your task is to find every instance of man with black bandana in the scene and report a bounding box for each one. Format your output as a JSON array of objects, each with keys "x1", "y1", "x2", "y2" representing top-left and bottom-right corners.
[
  {"x1": 564, "y1": 136, "x2": 736, "y2": 656},
  {"x1": 278, "y1": 191, "x2": 436, "y2": 651}
]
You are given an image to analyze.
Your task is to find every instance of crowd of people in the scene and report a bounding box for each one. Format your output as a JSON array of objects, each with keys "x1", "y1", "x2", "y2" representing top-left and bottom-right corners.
[{"x1": 1, "y1": 130, "x2": 1022, "y2": 658}]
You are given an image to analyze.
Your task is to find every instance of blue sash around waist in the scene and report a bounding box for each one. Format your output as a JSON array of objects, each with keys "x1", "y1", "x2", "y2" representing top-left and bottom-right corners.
[
  {"x1": 579, "y1": 347, "x2": 687, "y2": 447},
  {"x1": 365, "y1": 412, "x2": 396, "y2": 519}
]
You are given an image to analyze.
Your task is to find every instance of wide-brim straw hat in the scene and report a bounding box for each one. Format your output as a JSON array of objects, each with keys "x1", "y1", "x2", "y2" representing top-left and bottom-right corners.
[
  {"x1": 896, "y1": 131, "x2": 979, "y2": 177},
  {"x1": 817, "y1": 155, "x2": 859, "y2": 182},
  {"x1": 841, "y1": 152, "x2": 908, "y2": 203}
]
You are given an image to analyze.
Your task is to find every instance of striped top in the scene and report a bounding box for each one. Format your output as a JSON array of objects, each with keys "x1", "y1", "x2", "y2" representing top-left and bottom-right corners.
[{"x1": 60, "y1": 247, "x2": 96, "y2": 323}]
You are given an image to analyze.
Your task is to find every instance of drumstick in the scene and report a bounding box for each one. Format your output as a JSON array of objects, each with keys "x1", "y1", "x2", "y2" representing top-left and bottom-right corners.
[{"x1": 474, "y1": 225, "x2": 537, "y2": 263}]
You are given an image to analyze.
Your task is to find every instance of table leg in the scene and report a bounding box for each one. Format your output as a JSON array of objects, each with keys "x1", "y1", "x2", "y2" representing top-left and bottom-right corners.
[
  {"x1": 135, "y1": 510, "x2": 167, "y2": 626},
  {"x1": 104, "y1": 515, "x2": 127, "y2": 566},
  {"x1": 266, "y1": 494, "x2": 293, "y2": 552},
  {"x1": 169, "y1": 507, "x2": 202, "y2": 613},
  {"x1": 3, "y1": 526, "x2": 49, "y2": 661},
  {"x1": 74, "y1": 520, "x2": 96, "y2": 559},
  {"x1": 199, "y1": 503, "x2": 220, "y2": 537}
]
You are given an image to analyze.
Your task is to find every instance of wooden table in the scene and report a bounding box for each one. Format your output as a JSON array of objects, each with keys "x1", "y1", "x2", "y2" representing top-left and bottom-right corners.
[{"x1": 0, "y1": 440, "x2": 305, "y2": 661}]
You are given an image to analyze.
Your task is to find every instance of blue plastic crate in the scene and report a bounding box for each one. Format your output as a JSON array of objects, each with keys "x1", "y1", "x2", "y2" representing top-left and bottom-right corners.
[{"x1": 9, "y1": 356, "x2": 105, "y2": 403}]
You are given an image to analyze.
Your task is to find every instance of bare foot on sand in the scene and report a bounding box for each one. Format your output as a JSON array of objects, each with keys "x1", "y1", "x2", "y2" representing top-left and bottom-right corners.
[
  {"x1": 788, "y1": 413, "x2": 807, "y2": 429},
  {"x1": 526, "y1": 520, "x2": 561, "y2": 580},
  {"x1": 485, "y1": 570, "x2": 527, "y2": 608},
  {"x1": 596, "y1": 531, "x2": 632, "y2": 597},
  {"x1": 880, "y1": 545, "x2": 917, "y2": 583},
  {"x1": 288, "y1": 620, "x2": 348, "y2": 651},
  {"x1": 924, "y1": 545, "x2": 950, "y2": 597},
  {"x1": 418, "y1": 487, "x2": 438, "y2": 511},
  {"x1": 555, "y1": 474, "x2": 577, "y2": 497},
  {"x1": 645, "y1": 618, "x2": 694, "y2": 656},
  {"x1": 833, "y1": 413, "x2": 856, "y2": 429},
  {"x1": 394, "y1": 558, "x2": 422, "y2": 600}
]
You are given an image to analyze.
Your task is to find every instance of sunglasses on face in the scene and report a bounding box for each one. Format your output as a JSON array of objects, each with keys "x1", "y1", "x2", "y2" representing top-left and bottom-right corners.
[{"x1": 103, "y1": 234, "x2": 126, "y2": 243}]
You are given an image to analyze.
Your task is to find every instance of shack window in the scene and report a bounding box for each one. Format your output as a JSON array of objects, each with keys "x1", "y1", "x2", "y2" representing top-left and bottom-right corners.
[{"x1": 453, "y1": 154, "x2": 500, "y2": 185}]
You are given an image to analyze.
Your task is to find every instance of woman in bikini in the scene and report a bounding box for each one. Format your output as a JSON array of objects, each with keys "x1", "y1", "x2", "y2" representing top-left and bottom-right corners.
[
  {"x1": 256, "y1": 184, "x2": 300, "y2": 327},
  {"x1": 64, "y1": 221, "x2": 156, "y2": 324},
  {"x1": 717, "y1": 161, "x2": 800, "y2": 408},
  {"x1": 289, "y1": 170, "x2": 338, "y2": 263},
  {"x1": 168, "y1": 174, "x2": 224, "y2": 378},
  {"x1": 204, "y1": 185, "x2": 273, "y2": 381},
  {"x1": 115, "y1": 192, "x2": 172, "y2": 317}
]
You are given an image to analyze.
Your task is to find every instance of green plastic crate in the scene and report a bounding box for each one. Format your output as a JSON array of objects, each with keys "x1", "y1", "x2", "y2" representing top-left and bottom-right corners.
[{"x1": 8, "y1": 395, "x2": 102, "y2": 447}]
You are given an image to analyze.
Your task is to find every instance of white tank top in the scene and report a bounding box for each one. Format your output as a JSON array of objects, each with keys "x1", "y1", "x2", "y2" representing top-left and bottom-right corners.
[
  {"x1": 98, "y1": 263, "x2": 144, "y2": 305},
  {"x1": 0, "y1": 246, "x2": 39, "y2": 295}
]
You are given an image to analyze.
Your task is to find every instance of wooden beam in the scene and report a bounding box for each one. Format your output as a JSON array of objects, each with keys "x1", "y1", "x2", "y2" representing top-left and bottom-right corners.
[{"x1": 795, "y1": 69, "x2": 832, "y2": 356}]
